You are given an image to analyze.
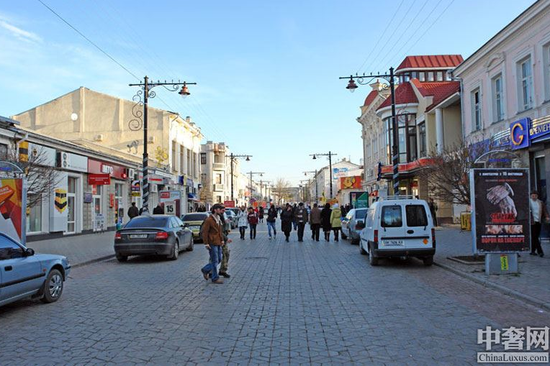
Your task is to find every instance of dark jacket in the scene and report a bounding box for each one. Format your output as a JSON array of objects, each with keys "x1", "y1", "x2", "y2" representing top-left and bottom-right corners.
[
  {"x1": 153, "y1": 205, "x2": 164, "y2": 214},
  {"x1": 280, "y1": 209, "x2": 294, "y2": 233},
  {"x1": 267, "y1": 207, "x2": 277, "y2": 222},
  {"x1": 259, "y1": 207, "x2": 264, "y2": 219},
  {"x1": 128, "y1": 205, "x2": 139, "y2": 219},
  {"x1": 321, "y1": 207, "x2": 332, "y2": 231},
  {"x1": 294, "y1": 207, "x2": 308, "y2": 223},
  {"x1": 248, "y1": 212, "x2": 259, "y2": 225},
  {"x1": 201, "y1": 215, "x2": 224, "y2": 246},
  {"x1": 310, "y1": 207, "x2": 322, "y2": 225}
]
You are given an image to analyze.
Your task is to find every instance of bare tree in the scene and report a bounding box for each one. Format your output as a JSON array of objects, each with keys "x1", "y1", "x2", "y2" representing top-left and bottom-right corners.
[
  {"x1": 0, "y1": 145, "x2": 60, "y2": 209},
  {"x1": 272, "y1": 178, "x2": 293, "y2": 204},
  {"x1": 416, "y1": 139, "x2": 510, "y2": 206}
]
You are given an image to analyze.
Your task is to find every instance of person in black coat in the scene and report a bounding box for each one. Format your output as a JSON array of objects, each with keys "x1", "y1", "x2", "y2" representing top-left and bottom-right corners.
[
  {"x1": 153, "y1": 204, "x2": 164, "y2": 214},
  {"x1": 320, "y1": 203, "x2": 332, "y2": 241},
  {"x1": 280, "y1": 203, "x2": 294, "y2": 242}
]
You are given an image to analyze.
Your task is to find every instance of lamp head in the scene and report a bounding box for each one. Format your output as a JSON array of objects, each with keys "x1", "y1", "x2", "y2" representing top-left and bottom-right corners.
[
  {"x1": 346, "y1": 77, "x2": 358, "y2": 93},
  {"x1": 246, "y1": 156, "x2": 250, "y2": 161},
  {"x1": 179, "y1": 82, "x2": 190, "y2": 97},
  {"x1": 312, "y1": 154, "x2": 317, "y2": 160}
]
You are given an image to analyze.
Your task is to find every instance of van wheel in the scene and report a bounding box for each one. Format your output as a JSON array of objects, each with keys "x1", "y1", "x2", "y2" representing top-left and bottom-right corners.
[
  {"x1": 341, "y1": 231, "x2": 348, "y2": 240},
  {"x1": 423, "y1": 256, "x2": 434, "y2": 266},
  {"x1": 360, "y1": 242, "x2": 367, "y2": 255},
  {"x1": 116, "y1": 253, "x2": 128, "y2": 262},
  {"x1": 368, "y1": 244, "x2": 379, "y2": 266}
]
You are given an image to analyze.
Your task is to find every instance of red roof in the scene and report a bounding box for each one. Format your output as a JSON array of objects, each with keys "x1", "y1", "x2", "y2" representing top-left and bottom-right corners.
[
  {"x1": 363, "y1": 90, "x2": 379, "y2": 107},
  {"x1": 396, "y1": 55, "x2": 463, "y2": 72},
  {"x1": 410, "y1": 79, "x2": 460, "y2": 111},
  {"x1": 377, "y1": 83, "x2": 418, "y2": 110}
]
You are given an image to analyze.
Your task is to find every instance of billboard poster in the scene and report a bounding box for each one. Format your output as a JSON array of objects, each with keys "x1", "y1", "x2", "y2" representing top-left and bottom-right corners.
[
  {"x1": 0, "y1": 178, "x2": 26, "y2": 243},
  {"x1": 350, "y1": 191, "x2": 368, "y2": 208},
  {"x1": 340, "y1": 176, "x2": 362, "y2": 190},
  {"x1": 470, "y1": 169, "x2": 530, "y2": 253}
]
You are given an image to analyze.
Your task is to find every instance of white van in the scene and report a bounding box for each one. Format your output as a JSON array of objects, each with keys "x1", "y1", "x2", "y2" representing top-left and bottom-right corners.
[{"x1": 358, "y1": 197, "x2": 435, "y2": 266}]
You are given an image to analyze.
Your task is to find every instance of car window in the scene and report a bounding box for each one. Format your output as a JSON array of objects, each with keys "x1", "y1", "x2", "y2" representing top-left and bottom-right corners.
[
  {"x1": 355, "y1": 209, "x2": 368, "y2": 220},
  {"x1": 125, "y1": 216, "x2": 168, "y2": 228},
  {"x1": 346, "y1": 210, "x2": 354, "y2": 220},
  {"x1": 174, "y1": 217, "x2": 183, "y2": 226},
  {"x1": 0, "y1": 236, "x2": 24, "y2": 260},
  {"x1": 182, "y1": 214, "x2": 208, "y2": 221},
  {"x1": 406, "y1": 205, "x2": 428, "y2": 227},
  {"x1": 366, "y1": 209, "x2": 375, "y2": 227},
  {"x1": 381, "y1": 206, "x2": 402, "y2": 227},
  {"x1": 169, "y1": 217, "x2": 178, "y2": 228}
]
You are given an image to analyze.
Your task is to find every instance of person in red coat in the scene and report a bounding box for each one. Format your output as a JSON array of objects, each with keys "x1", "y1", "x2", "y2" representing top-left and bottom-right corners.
[{"x1": 247, "y1": 207, "x2": 259, "y2": 239}]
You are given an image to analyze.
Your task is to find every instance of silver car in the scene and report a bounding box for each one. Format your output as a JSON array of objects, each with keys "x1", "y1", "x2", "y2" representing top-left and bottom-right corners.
[
  {"x1": 341, "y1": 208, "x2": 369, "y2": 244},
  {"x1": 0, "y1": 233, "x2": 71, "y2": 307}
]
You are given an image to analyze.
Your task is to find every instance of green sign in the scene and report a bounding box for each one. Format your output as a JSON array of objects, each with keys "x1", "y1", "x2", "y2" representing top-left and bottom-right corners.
[{"x1": 350, "y1": 191, "x2": 369, "y2": 208}]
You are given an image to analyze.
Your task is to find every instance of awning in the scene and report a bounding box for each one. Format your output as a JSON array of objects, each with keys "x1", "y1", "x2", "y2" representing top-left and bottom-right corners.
[{"x1": 188, "y1": 193, "x2": 199, "y2": 201}]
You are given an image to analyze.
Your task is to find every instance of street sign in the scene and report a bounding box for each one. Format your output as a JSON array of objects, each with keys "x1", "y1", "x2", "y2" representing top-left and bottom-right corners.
[
  {"x1": 470, "y1": 168, "x2": 530, "y2": 253},
  {"x1": 164, "y1": 201, "x2": 176, "y2": 216}
]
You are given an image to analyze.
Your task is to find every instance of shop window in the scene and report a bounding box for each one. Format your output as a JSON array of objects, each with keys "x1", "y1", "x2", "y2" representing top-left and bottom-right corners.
[
  {"x1": 27, "y1": 193, "x2": 42, "y2": 233},
  {"x1": 418, "y1": 122, "x2": 426, "y2": 157}
]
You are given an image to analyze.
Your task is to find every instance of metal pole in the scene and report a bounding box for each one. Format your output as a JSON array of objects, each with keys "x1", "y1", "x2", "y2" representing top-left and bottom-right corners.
[
  {"x1": 390, "y1": 67, "x2": 399, "y2": 196},
  {"x1": 142, "y1": 76, "x2": 150, "y2": 212},
  {"x1": 315, "y1": 169, "x2": 318, "y2": 202},
  {"x1": 329, "y1": 151, "x2": 333, "y2": 198},
  {"x1": 230, "y1": 153, "x2": 234, "y2": 201}
]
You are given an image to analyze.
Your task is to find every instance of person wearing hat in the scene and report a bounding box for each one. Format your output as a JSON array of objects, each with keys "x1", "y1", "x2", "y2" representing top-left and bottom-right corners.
[
  {"x1": 200, "y1": 204, "x2": 225, "y2": 284},
  {"x1": 295, "y1": 202, "x2": 309, "y2": 242},
  {"x1": 530, "y1": 190, "x2": 549, "y2": 257}
]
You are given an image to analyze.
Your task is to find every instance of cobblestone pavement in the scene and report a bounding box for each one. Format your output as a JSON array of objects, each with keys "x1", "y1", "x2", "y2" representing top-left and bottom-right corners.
[{"x1": 1, "y1": 223, "x2": 549, "y2": 365}]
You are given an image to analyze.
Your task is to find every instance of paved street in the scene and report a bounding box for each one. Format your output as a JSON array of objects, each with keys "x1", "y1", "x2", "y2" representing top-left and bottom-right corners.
[{"x1": 1, "y1": 222, "x2": 549, "y2": 365}]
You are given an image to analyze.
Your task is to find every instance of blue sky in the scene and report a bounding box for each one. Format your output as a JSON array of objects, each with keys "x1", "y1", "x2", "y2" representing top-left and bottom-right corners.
[{"x1": 0, "y1": 0, "x2": 536, "y2": 185}]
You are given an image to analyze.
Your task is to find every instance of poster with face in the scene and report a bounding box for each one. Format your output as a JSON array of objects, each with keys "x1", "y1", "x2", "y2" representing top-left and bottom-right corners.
[{"x1": 470, "y1": 169, "x2": 530, "y2": 253}]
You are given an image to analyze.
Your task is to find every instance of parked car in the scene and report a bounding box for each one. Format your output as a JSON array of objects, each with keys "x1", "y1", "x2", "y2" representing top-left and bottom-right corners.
[
  {"x1": 224, "y1": 210, "x2": 238, "y2": 229},
  {"x1": 341, "y1": 208, "x2": 369, "y2": 244},
  {"x1": 181, "y1": 212, "x2": 210, "y2": 242},
  {"x1": 114, "y1": 215, "x2": 193, "y2": 262},
  {"x1": 359, "y1": 197, "x2": 435, "y2": 266},
  {"x1": 0, "y1": 233, "x2": 71, "y2": 307}
]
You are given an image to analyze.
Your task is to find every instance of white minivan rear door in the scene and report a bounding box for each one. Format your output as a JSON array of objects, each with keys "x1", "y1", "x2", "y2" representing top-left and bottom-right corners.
[
  {"x1": 378, "y1": 204, "x2": 406, "y2": 250},
  {"x1": 403, "y1": 203, "x2": 431, "y2": 249}
]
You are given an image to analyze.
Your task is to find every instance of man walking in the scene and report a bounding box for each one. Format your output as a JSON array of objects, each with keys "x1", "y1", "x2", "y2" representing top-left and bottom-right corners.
[
  {"x1": 127, "y1": 202, "x2": 139, "y2": 219},
  {"x1": 200, "y1": 204, "x2": 225, "y2": 284},
  {"x1": 267, "y1": 204, "x2": 278, "y2": 239},
  {"x1": 310, "y1": 203, "x2": 321, "y2": 242},
  {"x1": 530, "y1": 190, "x2": 548, "y2": 257},
  {"x1": 219, "y1": 206, "x2": 232, "y2": 278},
  {"x1": 295, "y1": 202, "x2": 309, "y2": 242}
]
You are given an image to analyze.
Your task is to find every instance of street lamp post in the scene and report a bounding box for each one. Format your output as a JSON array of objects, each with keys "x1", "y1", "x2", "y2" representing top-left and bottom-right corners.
[
  {"x1": 339, "y1": 68, "x2": 399, "y2": 195},
  {"x1": 129, "y1": 76, "x2": 196, "y2": 212},
  {"x1": 310, "y1": 152, "x2": 337, "y2": 198},
  {"x1": 303, "y1": 170, "x2": 318, "y2": 202},
  {"x1": 227, "y1": 153, "x2": 251, "y2": 202},
  {"x1": 247, "y1": 171, "x2": 264, "y2": 203}
]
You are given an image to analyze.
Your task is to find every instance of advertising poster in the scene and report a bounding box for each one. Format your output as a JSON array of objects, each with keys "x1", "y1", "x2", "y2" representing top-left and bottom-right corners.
[
  {"x1": 50, "y1": 172, "x2": 68, "y2": 232},
  {"x1": 339, "y1": 176, "x2": 362, "y2": 190},
  {"x1": 470, "y1": 169, "x2": 530, "y2": 253},
  {"x1": 350, "y1": 191, "x2": 368, "y2": 208},
  {"x1": 0, "y1": 178, "x2": 25, "y2": 243}
]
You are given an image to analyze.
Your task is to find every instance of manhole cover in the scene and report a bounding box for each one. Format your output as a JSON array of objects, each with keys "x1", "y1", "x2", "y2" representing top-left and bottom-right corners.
[{"x1": 244, "y1": 256, "x2": 269, "y2": 260}]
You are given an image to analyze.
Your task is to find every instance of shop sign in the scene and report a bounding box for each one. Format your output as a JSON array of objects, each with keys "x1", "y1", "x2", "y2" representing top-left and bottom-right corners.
[
  {"x1": 131, "y1": 180, "x2": 141, "y2": 197},
  {"x1": 160, "y1": 191, "x2": 181, "y2": 201},
  {"x1": 0, "y1": 178, "x2": 26, "y2": 244},
  {"x1": 470, "y1": 169, "x2": 530, "y2": 253},
  {"x1": 50, "y1": 172, "x2": 68, "y2": 233},
  {"x1": 340, "y1": 176, "x2": 362, "y2": 190},
  {"x1": 88, "y1": 174, "x2": 111, "y2": 185},
  {"x1": 224, "y1": 200, "x2": 236, "y2": 208},
  {"x1": 58, "y1": 152, "x2": 88, "y2": 172},
  {"x1": 88, "y1": 159, "x2": 127, "y2": 180},
  {"x1": 333, "y1": 167, "x2": 349, "y2": 180},
  {"x1": 510, "y1": 116, "x2": 550, "y2": 150}
]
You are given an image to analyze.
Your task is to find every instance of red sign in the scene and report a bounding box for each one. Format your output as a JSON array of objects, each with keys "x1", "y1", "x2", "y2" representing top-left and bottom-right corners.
[
  {"x1": 224, "y1": 200, "x2": 235, "y2": 208},
  {"x1": 160, "y1": 192, "x2": 171, "y2": 199},
  {"x1": 339, "y1": 176, "x2": 362, "y2": 189},
  {"x1": 88, "y1": 159, "x2": 128, "y2": 180},
  {"x1": 88, "y1": 174, "x2": 111, "y2": 185},
  {"x1": 380, "y1": 158, "x2": 435, "y2": 175}
]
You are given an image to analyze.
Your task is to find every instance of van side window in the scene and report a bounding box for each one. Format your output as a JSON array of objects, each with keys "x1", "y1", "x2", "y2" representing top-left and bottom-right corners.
[
  {"x1": 366, "y1": 209, "x2": 375, "y2": 227},
  {"x1": 381, "y1": 206, "x2": 402, "y2": 227},
  {"x1": 406, "y1": 205, "x2": 428, "y2": 227}
]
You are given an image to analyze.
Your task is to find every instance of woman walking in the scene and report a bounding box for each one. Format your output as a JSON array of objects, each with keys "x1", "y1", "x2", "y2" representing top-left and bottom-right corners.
[
  {"x1": 237, "y1": 206, "x2": 248, "y2": 240},
  {"x1": 248, "y1": 207, "x2": 259, "y2": 239},
  {"x1": 280, "y1": 203, "x2": 294, "y2": 242},
  {"x1": 320, "y1": 203, "x2": 332, "y2": 242},
  {"x1": 259, "y1": 206, "x2": 265, "y2": 223},
  {"x1": 330, "y1": 204, "x2": 342, "y2": 242}
]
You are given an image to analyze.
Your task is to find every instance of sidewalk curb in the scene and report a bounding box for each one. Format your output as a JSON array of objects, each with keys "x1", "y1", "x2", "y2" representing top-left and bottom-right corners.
[
  {"x1": 434, "y1": 261, "x2": 550, "y2": 312},
  {"x1": 72, "y1": 255, "x2": 115, "y2": 269}
]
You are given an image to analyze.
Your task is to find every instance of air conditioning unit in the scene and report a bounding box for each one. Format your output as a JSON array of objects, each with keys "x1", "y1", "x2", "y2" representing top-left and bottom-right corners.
[
  {"x1": 94, "y1": 134, "x2": 104, "y2": 142},
  {"x1": 150, "y1": 184, "x2": 158, "y2": 193},
  {"x1": 148, "y1": 136, "x2": 156, "y2": 144},
  {"x1": 60, "y1": 152, "x2": 70, "y2": 169},
  {"x1": 213, "y1": 184, "x2": 224, "y2": 192}
]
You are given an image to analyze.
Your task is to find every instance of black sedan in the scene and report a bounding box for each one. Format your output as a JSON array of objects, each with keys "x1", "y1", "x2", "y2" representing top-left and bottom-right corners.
[{"x1": 114, "y1": 215, "x2": 193, "y2": 262}]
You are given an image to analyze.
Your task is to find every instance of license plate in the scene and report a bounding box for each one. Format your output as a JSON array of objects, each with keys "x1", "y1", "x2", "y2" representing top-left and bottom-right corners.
[
  {"x1": 130, "y1": 234, "x2": 148, "y2": 239},
  {"x1": 382, "y1": 239, "x2": 404, "y2": 247}
]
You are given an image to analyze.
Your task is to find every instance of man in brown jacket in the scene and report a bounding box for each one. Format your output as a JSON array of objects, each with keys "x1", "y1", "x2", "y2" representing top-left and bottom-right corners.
[
  {"x1": 200, "y1": 204, "x2": 225, "y2": 284},
  {"x1": 310, "y1": 203, "x2": 322, "y2": 242}
]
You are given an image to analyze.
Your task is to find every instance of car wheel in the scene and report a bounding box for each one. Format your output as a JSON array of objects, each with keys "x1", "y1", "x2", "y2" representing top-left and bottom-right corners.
[
  {"x1": 168, "y1": 240, "x2": 179, "y2": 260},
  {"x1": 368, "y1": 243, "x2": 379, "y2": 266},
  {"x1": 187, "y1": 237, "x2": 194, "y2": 251},
  {"x1": 423, "y1": 256, "x2": 434, "y2": 266},
  {"x1": 350, "y1": 230, "x2": 359, "y2": 244},
  {"x1": 41, "y1": 269, "x2": 64, "y2": 303},
  {"x1": 116, "y1": 253, "x2": 128, "y2": 262},
  {"x1": 341, "y1": 230, "x2": 348, "y2": 240},
  {"x1": 360, "y1": 241, "x2": 368, "y2": 255}
]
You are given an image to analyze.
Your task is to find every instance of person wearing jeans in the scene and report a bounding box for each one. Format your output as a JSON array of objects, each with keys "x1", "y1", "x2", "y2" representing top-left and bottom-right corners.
[
  {"x1": 200, "y1": 204, "x2": 225, "y2": 284},
  {"x1": 267, "y1": 204, "x2": 278, "y2": 239},
  {"x1": 247, "y1": 207, "x2": 258, "y2": 239}
]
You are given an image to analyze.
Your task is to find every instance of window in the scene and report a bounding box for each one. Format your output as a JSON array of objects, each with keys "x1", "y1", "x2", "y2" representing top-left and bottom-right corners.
[
  {"x1": 0, "y1": 236, "x2": 23, "y2": 260},
  {"x1": 408, "y1": 125, "x2": 417, "y2": 161},
  {"x1": 445, "y1": 72, "x2": 452, "y2": 81},
  {"x1": 518, "y1": 57, "x2": 533, "y2": 111},
  {"x1": 215, "y1": 173, "x2": 222, "y2": 184},
  {"x1": 381, "y1": 206, "x2": 402, "y2": 227},
  {"x1": 427, "y1": 72, "x2": 434, "y2": 82},
  {"x1": 27, "y1": 194, "x2": 42, "y2": 233},
  {"x1": 214, "y1": 153, "x2": 223, "y2": 164},
  {"x1": 385, "y1": 114, "x2": 416, "y2": 164},
  {"x1": 492, "y1": 75, "x2": 504, "y2": 122},
  {"x1": 125, "y1": 216, "x2": 168, "y2": 228},
  {"x1": 200, "y1": 152, "x2": 206, "y2": 165},
  {"x1": 411, "y1": 71, "x2": 418, "y2": 79},
  {"x1": 419, "y1": 72, "x2": 426, "y2": 82},
  {"x1": 193, "y1": 152, "x2": 198, "y2": 178},
  {"x1": 436, "y1": 71, "x2": 443, "y2": 81},
  {"x1": 180, "y1": 144, "x2": 185, "y2": 173},
  {"x1": 365, "y1": 208, "x2": 375, "y2": 227},
  {"x1": 406, "y1": 205, "x2": 428, "y2": 227},
  {"x1": 0, "y1": 143, "x2": 7, "y2": 158},
  {"x1": 187, "y1": 148, "x2": 192, "y2": 175},
  {"x1": 418, "y1": 122, "x2": 426, "y2": 157},
  {"x1": 545, "y1": 44, "x2": 550, "y2": 101},
  {"x1": 472, "y1": 89, "x2": 482, "y2": 131}
]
